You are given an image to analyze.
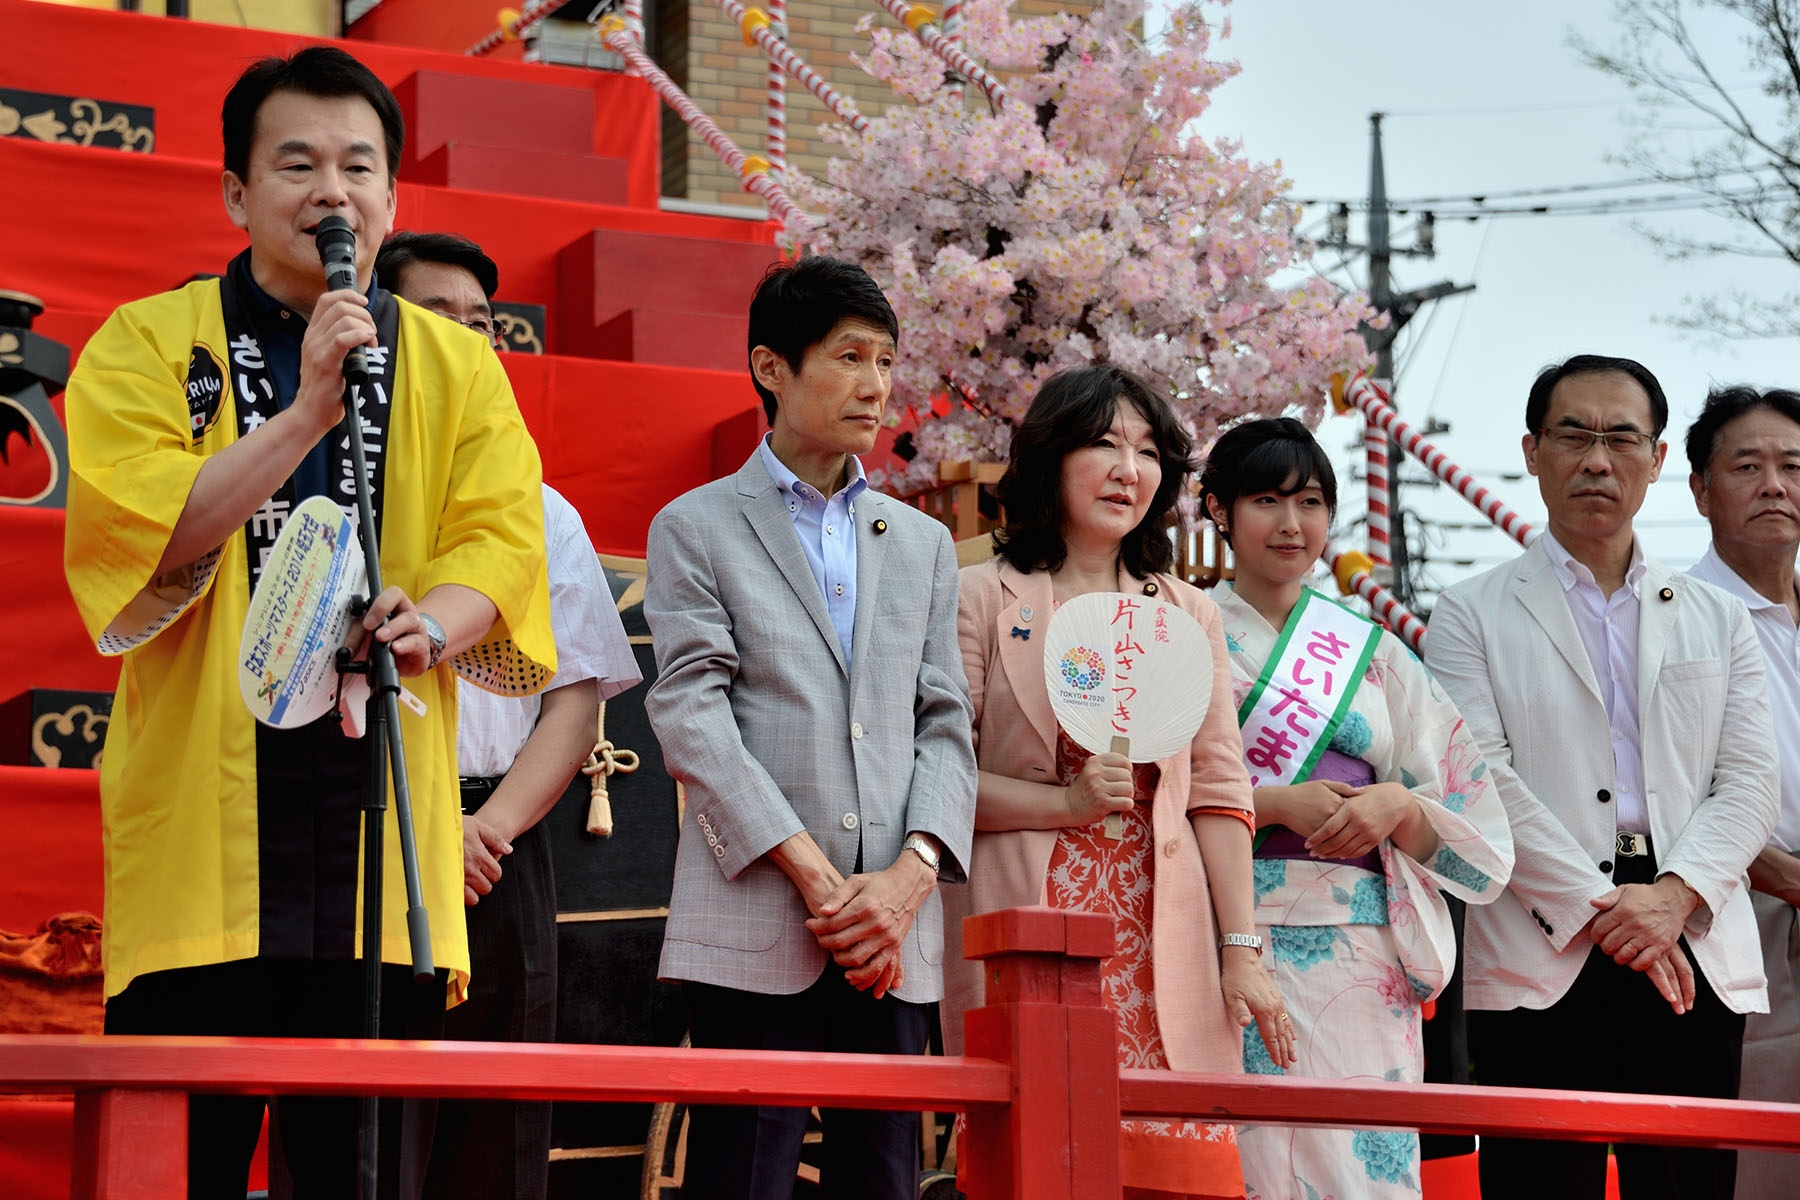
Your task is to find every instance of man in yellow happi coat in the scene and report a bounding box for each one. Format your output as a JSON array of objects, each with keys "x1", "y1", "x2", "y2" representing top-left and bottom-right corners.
[{"x1": 61, "y1": 46, "x2": 553, "y2": 1199}]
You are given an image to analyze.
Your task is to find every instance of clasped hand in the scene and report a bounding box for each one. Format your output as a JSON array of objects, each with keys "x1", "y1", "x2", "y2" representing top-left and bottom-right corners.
[
  {"x1": 1262, "y1": 779, "x2": 1414, "y2": 859},
  {"x1": 1590, "y1": 877, "x2": 1701, "y2": 1014},
  {"x1": 462, "y1": 813, "x2": 511, "y2": 906},
  {"x1": 803, "y1": 855, "x2": 936, "y2": 1000}
]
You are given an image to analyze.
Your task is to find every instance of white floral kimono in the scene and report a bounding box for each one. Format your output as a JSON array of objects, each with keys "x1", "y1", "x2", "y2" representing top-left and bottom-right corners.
[{"x1": 1216, "y1": 587, "x2": 1514, "y2": 1200}]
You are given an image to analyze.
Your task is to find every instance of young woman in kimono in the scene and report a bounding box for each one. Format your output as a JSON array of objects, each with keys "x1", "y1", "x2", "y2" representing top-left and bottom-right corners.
[
  {"x1": 943, "y1": 366, "x2": 1297, "y2": 1200},
  {"x1": 1200, "y1": 418, "x2": 1514, "y2": 1200}
]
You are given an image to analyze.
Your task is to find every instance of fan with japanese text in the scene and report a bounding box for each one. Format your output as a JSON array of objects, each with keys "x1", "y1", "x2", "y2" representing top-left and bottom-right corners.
[{"x1": 1043, "y1": 591, "x2": 1214, "y2": 838}]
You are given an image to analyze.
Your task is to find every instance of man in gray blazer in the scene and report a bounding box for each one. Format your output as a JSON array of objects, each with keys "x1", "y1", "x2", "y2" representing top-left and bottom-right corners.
[
  {"x1": 644, "y1": 256, "x2": 977, "y2": 1200},
  {"x1": 1426, "y1": 354, "x2": 1778, "y2": 1200}
]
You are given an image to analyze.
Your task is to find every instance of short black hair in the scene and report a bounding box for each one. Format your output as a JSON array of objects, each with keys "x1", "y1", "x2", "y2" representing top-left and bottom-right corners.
[
  {"x1": 376, "y1": 231, "x2": 500, "y2": 300},
  {"x1": 1525, "y1": 354, "x2": 1668, "y2": 439},
  {"x1": 746, "y1": 256, "x2": 898, "y2": 423},
  {"x1": 222, "y1": 46, "x2": 404, "y2": 184},
  {"x1": 1198, "y1": 417, "x2": 1337, "y2": 546},
  {"x1": 992, "y1": 364, "x2": 1196, "y2": 578},
  {"x1": 1684, "y1": 384, "x2": 1800, "y2": 477}
]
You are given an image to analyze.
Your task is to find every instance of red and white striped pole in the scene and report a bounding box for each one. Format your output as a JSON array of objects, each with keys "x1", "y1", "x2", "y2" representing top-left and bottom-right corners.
[
  {"x1": 1335, "y1": 371, "x2": 1539, "y2": 549},
  {"x1": 942, "y1": 0, "x2": 964, "y2": 104},
  {"x1": 466, "y1": 0, "x2": 579, "y2": 56},
  {"x1": 715, "y1": 0, "x2": 871, "y2": 132},
  {"x1": 873, "y1": 0, "x2": 1011, "y2": 108},
  {"x1": 1331, "y1": 546, "x2": 1426, "y2": 653},
  {"x1": 597, "y1": 17, "x2": 813, "y2": 236},
  {"x1": 765, "y1": 0, "x2": 786, "y2": 175},
  {"x1": 1363, "y1": 418, "x2": 1392, "y2": 578}
]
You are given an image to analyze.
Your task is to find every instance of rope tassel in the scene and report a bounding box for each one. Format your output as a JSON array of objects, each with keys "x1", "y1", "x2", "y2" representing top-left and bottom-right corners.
[{"x1": 580, "y1": 699, "x2": 640, "y2": 836}]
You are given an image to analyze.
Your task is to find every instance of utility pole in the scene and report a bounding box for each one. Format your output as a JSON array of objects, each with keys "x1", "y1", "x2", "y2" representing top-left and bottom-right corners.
[{"x1": 1327, "y1": 113, "x2": 1475, "y2": 607}]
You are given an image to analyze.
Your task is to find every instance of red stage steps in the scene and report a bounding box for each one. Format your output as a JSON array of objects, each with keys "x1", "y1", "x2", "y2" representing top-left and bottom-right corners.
[
  {"x1": 396, "y1": 69, "x2": 635, "y2": 207},
  {"x1": 558, "y1": 227, "x2": 780, "y2": 370}
]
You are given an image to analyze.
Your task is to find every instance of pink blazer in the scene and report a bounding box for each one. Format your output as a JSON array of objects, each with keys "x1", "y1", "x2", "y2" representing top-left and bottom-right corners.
[{"x1": 941, "y1": 558, "x2": 1254, "y2": 1072}]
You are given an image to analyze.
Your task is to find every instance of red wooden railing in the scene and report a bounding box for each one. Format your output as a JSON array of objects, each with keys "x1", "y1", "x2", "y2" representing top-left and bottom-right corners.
[{"x1": 6, "y1": 906, "x2": 1800, "y2": 1198}]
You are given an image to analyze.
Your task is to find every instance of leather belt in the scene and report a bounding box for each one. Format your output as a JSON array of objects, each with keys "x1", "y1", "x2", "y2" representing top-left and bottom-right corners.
[
  {"x1": 1615, "y1": 831, "x2": 1652, "y2": 858},
  {"x1": 459, "y1": 775, "x2": 503, "y2": 813}
]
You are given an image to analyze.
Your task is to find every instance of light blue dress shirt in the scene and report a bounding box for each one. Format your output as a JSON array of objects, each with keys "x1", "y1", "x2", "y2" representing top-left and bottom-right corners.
[{"x1": 757, "y1": 435, "x2": 867, "y2": 670}]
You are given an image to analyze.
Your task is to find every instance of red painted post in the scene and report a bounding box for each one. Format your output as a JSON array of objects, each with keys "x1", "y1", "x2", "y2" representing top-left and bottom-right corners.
[
  {"x1": 959, "y1": 906, "x2": 1119, "y2": 1200},
  {"x1": 71, "y1": 1087, "x2": 187, "y2": 1199}
]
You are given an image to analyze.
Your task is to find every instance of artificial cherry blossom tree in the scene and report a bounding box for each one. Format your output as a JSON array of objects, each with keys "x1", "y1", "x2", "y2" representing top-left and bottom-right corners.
[{"x1": 797, "y1": 0, "x2": 1373, "y2": 493}]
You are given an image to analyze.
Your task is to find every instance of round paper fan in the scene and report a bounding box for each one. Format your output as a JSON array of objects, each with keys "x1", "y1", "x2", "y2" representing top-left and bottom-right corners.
[
  {"x1": 238, "y1": 494, "x2": 369, "y2": 729},
  {"x1": 1043, "y1": 589, "x2": 1214, "y2": 765}
]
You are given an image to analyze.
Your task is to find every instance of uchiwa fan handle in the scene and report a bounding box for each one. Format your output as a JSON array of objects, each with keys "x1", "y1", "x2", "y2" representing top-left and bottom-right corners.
[{"x1": 1104, "y1": 734, "x2": 1129, "y2": 841}]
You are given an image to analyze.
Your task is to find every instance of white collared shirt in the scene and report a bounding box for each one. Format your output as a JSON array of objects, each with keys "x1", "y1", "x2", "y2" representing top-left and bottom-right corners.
[
  {"x1": 1689, "y1": 545, "x2": 1800, "y2": 852},
  {"x1": 1539, "y1": 529, "x2": 1651, "y2": 834},
  {"x1": 457, "y1": 484, "x2": 642, "y2": 778}
]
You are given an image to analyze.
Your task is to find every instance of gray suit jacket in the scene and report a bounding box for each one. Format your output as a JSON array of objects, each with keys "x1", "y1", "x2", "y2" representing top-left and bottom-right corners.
[{"x1": 644, "y1": 450, "x2": 977, "y2": 1000}]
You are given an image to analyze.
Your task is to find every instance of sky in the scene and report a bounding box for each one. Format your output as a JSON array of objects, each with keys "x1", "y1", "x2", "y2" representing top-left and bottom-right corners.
[{"x1": 1182, "y1": 0, "x2": 1798, "y2": 604}]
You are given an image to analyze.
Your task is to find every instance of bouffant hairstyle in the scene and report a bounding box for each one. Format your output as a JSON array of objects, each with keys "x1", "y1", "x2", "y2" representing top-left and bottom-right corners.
[{"x1": 992, "y1": 364, "x2": 1196, "y2": 578}]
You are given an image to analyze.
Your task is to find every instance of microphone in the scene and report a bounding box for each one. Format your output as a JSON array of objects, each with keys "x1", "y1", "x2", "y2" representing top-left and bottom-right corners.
[{"x1": 313, "y1": 215, "x2": 368, "y2": 386}]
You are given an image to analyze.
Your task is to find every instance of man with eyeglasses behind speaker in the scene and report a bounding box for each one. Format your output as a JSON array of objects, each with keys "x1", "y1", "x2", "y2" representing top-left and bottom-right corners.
[
  {"x1": 378, "y1": 229, "x2": 641, "y2": 1200},
  {"x1": 1424, "y1": 354, "x2": 1779, "y2": 1199}
]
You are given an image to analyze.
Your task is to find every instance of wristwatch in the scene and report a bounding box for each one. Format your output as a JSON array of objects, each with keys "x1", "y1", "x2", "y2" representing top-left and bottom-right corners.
[
  {"x1": 1218, "y1": 932, "x2": 1264, "y2": 955},
  {"x1": 418, "y1": 611, "x2": 447, "y2": 669},
  {"x1": 901, "y1": 833, "x2": 941, "y2": 877}
]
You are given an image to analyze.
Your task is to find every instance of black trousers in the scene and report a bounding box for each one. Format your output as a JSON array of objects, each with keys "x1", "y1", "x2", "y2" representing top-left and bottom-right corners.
[
  {"x1": 682, "y1": 968, "x2": 932, "y2": 1200},
  {"x1": 1470, "y1": 855, "x2": 1745, "y2": 1199},
  {"x1": 421, "y1": 781, "x2": 559, "y2": 1200},
  {"x1": 104, "y1": 957, "x2": 445, "y2": 1200}
]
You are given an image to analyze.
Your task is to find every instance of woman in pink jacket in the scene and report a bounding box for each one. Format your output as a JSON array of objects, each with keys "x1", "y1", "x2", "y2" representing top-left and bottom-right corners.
[{"x1": 943, "y1": 365, "x2": 1295, "y2": 1200}]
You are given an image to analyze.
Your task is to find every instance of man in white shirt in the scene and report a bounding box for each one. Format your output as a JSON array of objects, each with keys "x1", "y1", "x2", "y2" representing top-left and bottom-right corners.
[
  {"x1": 378, "y1": 232, "x2": 641, "y2": 1200},
  {"x1": 1683, "y1": 385, "x2": 1800, "y2": 1200},
  {"x1": 1426, "y1": 354, "x2": 1778, "y2": 1200}
]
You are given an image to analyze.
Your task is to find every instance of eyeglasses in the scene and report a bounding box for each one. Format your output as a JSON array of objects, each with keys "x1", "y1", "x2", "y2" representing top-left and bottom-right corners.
[
  {"x1": 1538, "y1": 427, "x2": 1657, "y2": 457},
  {"x1": 431, "y1": 309, "x2": 502, "y2": 348}
]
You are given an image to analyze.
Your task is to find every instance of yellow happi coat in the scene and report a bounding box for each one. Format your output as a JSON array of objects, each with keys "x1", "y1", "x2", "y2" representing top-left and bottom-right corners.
[{"x1": 64, "y1": 278, "x2": 555, "y2": 1004}]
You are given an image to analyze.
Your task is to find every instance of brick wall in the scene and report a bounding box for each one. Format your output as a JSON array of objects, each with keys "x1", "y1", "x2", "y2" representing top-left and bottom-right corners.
[{"x1": 671, "y1": 0, "x2": 1100, "y2": 207}]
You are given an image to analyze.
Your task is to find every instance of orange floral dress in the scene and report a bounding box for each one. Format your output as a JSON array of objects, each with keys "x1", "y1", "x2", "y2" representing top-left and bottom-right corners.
[{"x1": 1046, "y1": 730, "x2": 1245, "y2": 1200}]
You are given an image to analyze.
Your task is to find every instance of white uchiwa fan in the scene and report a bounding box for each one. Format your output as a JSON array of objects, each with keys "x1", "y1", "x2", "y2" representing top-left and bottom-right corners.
[{"x1": 1043, "y1": 590, "x2": 1214, "y2": 839}]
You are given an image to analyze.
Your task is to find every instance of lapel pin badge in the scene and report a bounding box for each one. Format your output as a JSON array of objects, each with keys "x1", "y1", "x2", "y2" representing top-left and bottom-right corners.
[
  {"x1": 872, "y1": 518, "x2": 887, "y2": 536},
  {"x1": 1659, "y1": 586, "x2": 1674, "y2": 602},
  {"x1": 1020, "y1": 604, "x2": 1033, "y2": 622},
  {"x1": 1011, "y1": 626, "x2": 1030, "y2": 640}
]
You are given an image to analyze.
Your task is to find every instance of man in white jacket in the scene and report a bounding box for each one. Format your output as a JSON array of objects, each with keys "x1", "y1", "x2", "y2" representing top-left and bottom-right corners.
[{"x1": 1425, "y1": 354, "x2": 1778, "y2": 1200}]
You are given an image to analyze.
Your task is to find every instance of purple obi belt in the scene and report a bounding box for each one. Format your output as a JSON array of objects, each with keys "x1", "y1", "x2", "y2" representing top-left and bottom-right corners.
[{"x1": 1254, "y1": 748, "x2": 1383, "y2": 873}]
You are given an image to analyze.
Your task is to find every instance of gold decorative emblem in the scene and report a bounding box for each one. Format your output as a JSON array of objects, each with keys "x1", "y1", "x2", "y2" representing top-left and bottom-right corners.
[
  {"x1": 495, "y1": 309, "x2": 544, "y2": 355},
  {"x1": 31, "y1": 704, "x2": 109, "y2": 770},
  {"x1": 69, "y1": 98, "x2": 154, "y2": 153},
  {"x1": 0, "y1": 89, "x2": 154, "y2": 154}
]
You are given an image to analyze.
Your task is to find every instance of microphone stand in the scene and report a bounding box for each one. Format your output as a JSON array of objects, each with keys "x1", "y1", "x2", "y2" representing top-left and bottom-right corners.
[{"x1": 333, "y1": 361, "x2": 436, "y2": 1200}]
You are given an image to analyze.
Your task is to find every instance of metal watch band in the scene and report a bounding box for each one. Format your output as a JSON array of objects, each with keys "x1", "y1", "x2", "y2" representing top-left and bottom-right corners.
[
  {"x1": 1218, "y1": 932, "x2": 1264, "y2": 955},
  {"x1": 419, "y1": 612, "x2": 447, "y2": 670},
  {"x1": 901, "y1": 834, "x2": 940, "y2": 876}
]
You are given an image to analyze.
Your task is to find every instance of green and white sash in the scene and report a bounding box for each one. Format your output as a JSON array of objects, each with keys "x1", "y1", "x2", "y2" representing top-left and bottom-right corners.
[{"x1": 1234, "y1": 588, "x2": 1382, "y2": 788}]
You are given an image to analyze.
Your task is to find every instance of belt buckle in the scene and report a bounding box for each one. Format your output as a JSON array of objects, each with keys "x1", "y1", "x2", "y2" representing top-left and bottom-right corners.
[{"x1": 1615, "y1": 831, "x2": 1649, "y2": 857}]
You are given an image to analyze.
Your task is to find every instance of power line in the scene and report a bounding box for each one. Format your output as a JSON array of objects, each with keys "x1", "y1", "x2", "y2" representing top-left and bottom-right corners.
[{"x1": 1294, "y1": 164, "x2": 1781, "y2": 210}]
